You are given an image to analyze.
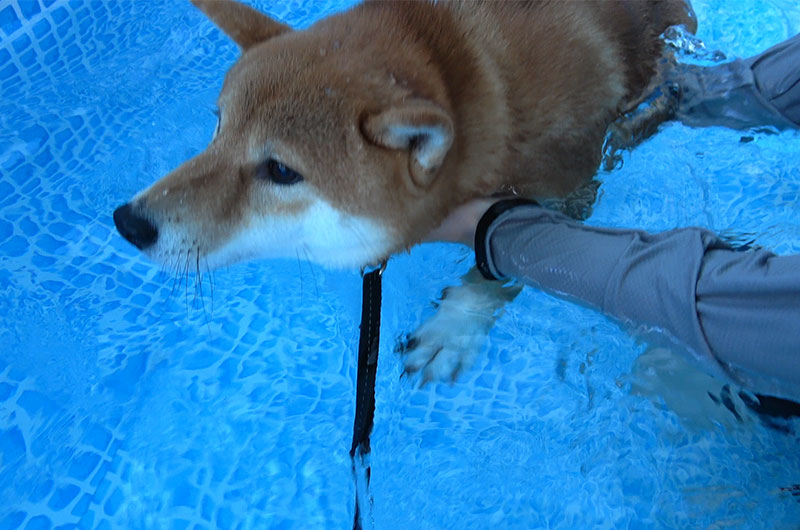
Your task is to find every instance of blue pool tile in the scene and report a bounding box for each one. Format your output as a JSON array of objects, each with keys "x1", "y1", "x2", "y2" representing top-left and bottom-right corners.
[
  {"x1": 0, "y1": 511, "x2": 26, "y2": 530},
  {"x1": 48, "y1": 222, "x2": 74, "y2": 238},
  {"x1": 114, "y1": 286, "x2": 132, "y2": 298},
  {"x1": 50, "y1": 195, "x2": 74, "y2": 216},
  {"x1": 0, "y1": 195, "x2": 18, "y2": 212},
  {"x1": 0, "y1": 382, "x2": 15, "y2": 401},
  {"x1": 116, "y1": 271, "x2": 142, "y2": 289},
  {"x1": 1, "y1": 148, "x2": 24, "y2": 171},
  {"x1": 103, "y1": 487, "x2": 123, "y2": 516},
  {"x1": 25, "y1": 61, "x2": 41, "y2": 75},
  {"x1": 18, "y1": 0, "x2": 41, "y2": 20},
  {"x1": 18, "y1": 216, "x2": 37, "y2": 236},
  {"x1": 92, "y1": 478, "x2": 111, "y2": 505},
  {"x1": 70, "y1": 494, "x2": 91, "y2": 517},
  {"x1": 7, "y1": 366, "x2": 26, "y2": 381},
  {"x1": 20, "y1": 176, "x2": 41, "y2": 194},
  {"x1": 0, "y1": 219, "x2": 12, "y2": 242},
  {"x1": 76, "y1": 511, "x2": 93, "y2": 530},
  {"x1": 107, "y1": 438, "x2": 121, "y2": 458},
  {"x1": 17, "y1": 390, "x2": 58, "y2": 416},
  {"x1": 23, "y1": 516, "x2": 52, "y2": 530},
  {"x1": 20, "y1": 125, "x2": 49, "y2": 150},
  {"x1": 215, "y1": 507, "x2": 234, "y2": 530},
  {"x1": 53, "y1": 128, "x2": 72, "y2": 145},
  {"x1": 0, "y1": 63, "x2": 19, "y2": 80},
  {"x1": 12, "y1": 34, "x2": 31, "y2": 54},
  {"x1": 64, "y1": 44, "x2": 81, "y2": 61},
  {"x1": 89, "y1": 461, "x2": 109, "y2": 488},
  {"x1": 50, "y1": 6, "x2": 68, "y2": 23},
  {"x1": 171, "y1": 482, "x2": 200, "y2": 509},
  {"x1": 33, "y1": 148, "x2": 53, "y2": 168},
  {"x1": 0, "y1": 177, "x2": 13, "y2": 197},
  {"x1": 44, "y1": 47, "x2": 58, "y2": 65},
  {"x1": 19, "y1": 48, "x2": 36, "y2": 68},
  {"x1": 67, "y1": 451, "x2": 101, "y2": 481},
  {"x1": 48, "y1": 484, "x2": 80, "y2": 511},
  {"x1": 130, "y1": 293, "x2": 150, "y2": 306},
  {"x1": 121, "y1": 308, "x2": 140, "y2": 323},
  {"x1": 0, "y1": 426, "x2": 26, "y2": 464},
  {"x1": 78, "y1": 16, "x2": 91, "y2": 34},
  {"x1": 102, "y1": 352, "x2": 149, "y2": 400},
  {"x1": 200, "y1": 494, "x2": 214, "y2": 521},
  {"x1": 1, "y1": 78, "x2": 20, "y2": 96},
  {"x1": 73, "y1": 273, "x2": 94, "y2": 288},
  {"x1": 29, "y1": 479, "x2": 54, "y2": 504},
  {"x1": 39, "y1": 33, "x2": 58, "y2": 52},
  {"x1": 60, "y1": 33, "x2": 75, "y2": 48},
  {"x1": 0, "y1": 6, "x2": 21, "y2": 36},
  {"x1": 80, "y1": 422, "x2": 112, "y2": 452},
  {"x1": 32, "y1": 18, "x2": 51, "y2": 38},
  {"x1": 36, "y1": 234, "x2": 66, "y2": 253},
  {"x1": 65, "y1": 114, "x2": 84, "y2": 129},
  {"x1": 182, "y1": 350, "x2": 220, "y2": 370},
  {"x1": 40, "y1": 280, "x2": 65, "y2": 293}
]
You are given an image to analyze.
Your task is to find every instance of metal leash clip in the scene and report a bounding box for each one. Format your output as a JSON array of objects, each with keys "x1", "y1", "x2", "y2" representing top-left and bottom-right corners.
[{"x1": 360, "y1": 260, "x2": 387, "y2": 278}]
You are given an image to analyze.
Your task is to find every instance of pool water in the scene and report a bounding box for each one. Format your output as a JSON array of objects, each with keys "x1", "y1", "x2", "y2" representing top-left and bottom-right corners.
[{"x1": 1, "y1": 0, "x2": 799, "y2": 528}]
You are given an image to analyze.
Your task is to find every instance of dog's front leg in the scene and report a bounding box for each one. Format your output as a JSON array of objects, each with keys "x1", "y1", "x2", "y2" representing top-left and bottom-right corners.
[{"x1": 398, "y1": 267, "x2": 522, "y2": 383}]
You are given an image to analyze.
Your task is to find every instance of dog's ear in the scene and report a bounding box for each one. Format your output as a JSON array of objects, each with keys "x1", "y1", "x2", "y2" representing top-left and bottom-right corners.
[
  {"x1": 363, "y1": 101, "x2": 454, "y2": 190},
  {"x1": 191, "y1": 0, "x2": 291, "y2": 50}
]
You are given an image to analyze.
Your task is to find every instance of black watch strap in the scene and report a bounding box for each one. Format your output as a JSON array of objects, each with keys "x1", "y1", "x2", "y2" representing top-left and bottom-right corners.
[{"x1": 474, "y1": 198, "x2": 539, "y2": 280}]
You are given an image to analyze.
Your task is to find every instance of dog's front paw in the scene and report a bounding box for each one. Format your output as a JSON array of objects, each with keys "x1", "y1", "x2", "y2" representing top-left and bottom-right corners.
[
  {"x1": 398, "y1": 302, "x2": 495, "y2": 383},
  {"x1": 397, "y1": 273, "x2": 522, "y2": 383}
]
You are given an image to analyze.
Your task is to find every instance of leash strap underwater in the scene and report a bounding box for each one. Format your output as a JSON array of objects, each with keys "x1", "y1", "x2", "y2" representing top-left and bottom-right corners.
[{"x1": 351, "y1": 261, "x2": 386, "y2": 530}]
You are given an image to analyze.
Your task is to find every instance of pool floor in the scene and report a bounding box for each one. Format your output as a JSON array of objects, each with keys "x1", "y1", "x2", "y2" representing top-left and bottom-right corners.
[{"x1": 1, "y1": 0, "x2": 799, "y2": 528}]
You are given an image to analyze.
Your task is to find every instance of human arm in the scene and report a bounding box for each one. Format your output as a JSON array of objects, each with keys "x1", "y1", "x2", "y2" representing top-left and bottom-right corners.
[
  {"x1": 673, "y1": 32, "x2": 800, "y2": 129},
  {"x1": 428, "y1": 200, "x2": 800, "y2": 401}
]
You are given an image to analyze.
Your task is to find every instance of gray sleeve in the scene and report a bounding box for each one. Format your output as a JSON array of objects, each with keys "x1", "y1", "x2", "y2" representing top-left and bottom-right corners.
[
  {"x1": 747, "y1": 33, "x2": 800, "y2": 126},
  {"x1": 481, "y1": 205, "x2": 800, "y2": 401},
  {"x1": 674, "y1": 33, "x2": 800, "y2": 129}
]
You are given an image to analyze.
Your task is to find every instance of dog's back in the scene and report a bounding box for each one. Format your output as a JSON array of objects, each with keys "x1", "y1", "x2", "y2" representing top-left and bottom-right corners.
[{"x1": 357, "y1": 0, "x2": 696, "y2": 197}]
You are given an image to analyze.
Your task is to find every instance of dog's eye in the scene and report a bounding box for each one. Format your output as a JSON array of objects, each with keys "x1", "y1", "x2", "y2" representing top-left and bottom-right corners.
[{"x1": 256, "y1": 159, "x2": 304, "y2": 185}]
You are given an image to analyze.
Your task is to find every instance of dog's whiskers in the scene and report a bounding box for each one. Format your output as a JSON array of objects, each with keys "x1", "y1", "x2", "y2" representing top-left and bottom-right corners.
[
  {"x1": 168, "y1": 249, "x2": 185, "y2": 300},
  {"x1": 182, "y1": 250, "x2": 192, "y2": 314},
  {"x1": 205, "y1": 256, "x2": 216, "y2": 319},
  {"x1": 302, "y1": 245, "x2": 320, "y2": 298},
  {"x1": 295, "y1": 248, "x2": 305, "y2": 296},
  {"x1": 193, "y1": 247, "x2": 212, "y2": 331}
]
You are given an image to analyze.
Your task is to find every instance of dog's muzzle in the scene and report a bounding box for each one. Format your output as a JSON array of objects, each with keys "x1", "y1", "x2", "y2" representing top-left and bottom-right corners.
[{"x1": 113, "y1": 203, "x2": 158, "y2": 250}]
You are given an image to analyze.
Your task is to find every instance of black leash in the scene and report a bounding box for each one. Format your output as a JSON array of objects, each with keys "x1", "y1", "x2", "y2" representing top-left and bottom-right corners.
[{"x1": 351, "y1": 261, "x2": 386, "y2": 530}]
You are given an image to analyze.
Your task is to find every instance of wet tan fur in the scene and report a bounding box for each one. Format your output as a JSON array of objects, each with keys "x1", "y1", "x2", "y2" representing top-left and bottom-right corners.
[{"x1": 132, "y1": 0, "x2": 696, "y2": 266}]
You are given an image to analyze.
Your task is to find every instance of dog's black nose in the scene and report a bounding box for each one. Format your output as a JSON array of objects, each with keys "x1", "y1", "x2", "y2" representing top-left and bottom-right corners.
[{"x1": 113, "y1": 203, "x2": 158, "y2": 250}]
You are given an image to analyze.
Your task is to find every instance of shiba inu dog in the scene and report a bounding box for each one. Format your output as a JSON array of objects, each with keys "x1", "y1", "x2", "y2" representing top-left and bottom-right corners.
[{"x1": 114, "y1": 0, "x2": 696, "y2": 381}]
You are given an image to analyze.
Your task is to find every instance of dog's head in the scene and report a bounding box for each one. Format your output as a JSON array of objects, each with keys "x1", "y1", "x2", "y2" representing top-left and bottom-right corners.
[{"x1": 113, "y1": 0, "x2": 457, "y2": 270}]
